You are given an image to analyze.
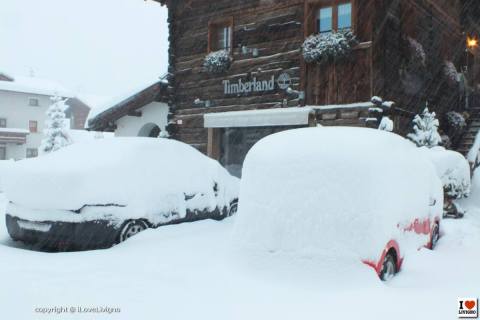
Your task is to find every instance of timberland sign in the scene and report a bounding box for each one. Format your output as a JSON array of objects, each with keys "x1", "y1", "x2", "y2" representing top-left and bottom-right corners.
[{"x1": 222, "y1": 72, "x2": 291, "y2": 95}]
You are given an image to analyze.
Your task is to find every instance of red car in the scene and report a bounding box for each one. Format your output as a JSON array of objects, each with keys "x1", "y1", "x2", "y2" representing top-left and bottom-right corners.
[{"x1": 234, "y1": 127, "x2": 443, "y2": 281}]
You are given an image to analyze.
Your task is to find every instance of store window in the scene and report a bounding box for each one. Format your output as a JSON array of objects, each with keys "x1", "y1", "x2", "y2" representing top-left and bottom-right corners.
[
  {"x1": 219, "y1": 126, "x2": 302, "y2": 178},
  {"x1": 209, "y1": 18, "x2": 233, "y2": 52}
]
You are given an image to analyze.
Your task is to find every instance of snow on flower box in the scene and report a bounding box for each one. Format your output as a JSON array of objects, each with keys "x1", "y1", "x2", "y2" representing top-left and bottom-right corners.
[{"x1": 302, "y1": 30, "x2": 358, "y2": 65}]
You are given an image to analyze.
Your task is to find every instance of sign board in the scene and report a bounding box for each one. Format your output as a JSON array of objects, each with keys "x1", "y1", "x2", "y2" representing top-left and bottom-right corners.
[{"x1": 222, "y1": 72, "x2": 291, "y2": 95}]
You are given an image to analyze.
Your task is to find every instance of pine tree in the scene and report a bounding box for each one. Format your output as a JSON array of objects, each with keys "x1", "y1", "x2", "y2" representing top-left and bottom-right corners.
[
  {"x1": 40, "y1": 95, "x2": 71, "y2": 154},
  {"x1": 407, "y1": 107, "x2": 441, "y2": 147}
]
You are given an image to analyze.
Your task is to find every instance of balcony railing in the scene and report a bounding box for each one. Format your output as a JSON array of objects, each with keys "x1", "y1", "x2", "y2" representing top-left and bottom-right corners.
[{"x1": 0, "y1": 128, "x2": 30, "y2": 144}]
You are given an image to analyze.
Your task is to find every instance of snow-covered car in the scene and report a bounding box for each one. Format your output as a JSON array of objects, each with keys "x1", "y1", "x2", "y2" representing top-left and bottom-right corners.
[
  {"x1": 234, "y1": 127, "x2": 443, "y2": 281},
  {"x1": 3, "y1": 138, "x2": 239, "y2": 251},
  {"x1": 421, "y1": 146, "x2": 471, "y2": 218}
]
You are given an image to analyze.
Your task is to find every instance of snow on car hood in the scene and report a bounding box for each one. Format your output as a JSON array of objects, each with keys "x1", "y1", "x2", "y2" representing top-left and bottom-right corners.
[
  {"x1": 234, "y1": 127, "x2": 443, "y2": 261},
  {"x1": 3, "y1": 138, "x2": 239, "y2": 217}
]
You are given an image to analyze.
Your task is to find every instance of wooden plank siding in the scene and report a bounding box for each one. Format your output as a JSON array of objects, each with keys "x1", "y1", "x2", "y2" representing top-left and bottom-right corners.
[{"x1": 163, "y1": 0, "x2": 467, "y2": 151}]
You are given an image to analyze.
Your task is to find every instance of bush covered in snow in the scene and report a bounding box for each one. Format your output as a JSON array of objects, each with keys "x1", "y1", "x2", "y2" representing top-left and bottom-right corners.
[
  {"x1": 407, "y1": 37, "x2": 426, "y2": 69},
  {"x1": 407, "y1": 108, "x2": 441, "y2": 148},
  {"x1": 203, "y1": 50, "x2": 232, "y2": 74},
  {"x1": 40, "y1": 96, "x2": 71, "y2": 154},
  {"x1": 444, "y1": 61, "x2": 460, "y2": 85},
  {"x1": 445, "y1": 111, "x2": 466, "y2": 130},
  {"x1": 421, "y1": 147, "x2": 471, "y2": 200},
  {"x1": 302, "y1": 30, "x2": 358, "y2": 65},
  {"x1": 234, "y1": 127, "x2": 442, "y2": 261}
]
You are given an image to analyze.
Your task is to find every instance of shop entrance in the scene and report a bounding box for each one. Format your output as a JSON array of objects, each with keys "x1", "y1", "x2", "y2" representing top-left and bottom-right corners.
[{"x1": 219, "y1": 126, "x2": 302, "y2": 177}]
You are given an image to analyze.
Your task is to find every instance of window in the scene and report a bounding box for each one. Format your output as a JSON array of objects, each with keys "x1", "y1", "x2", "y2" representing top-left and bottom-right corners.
[
  {"x1": 208, "y1": 18, "x2": 233, "y2": 52},
  {"x1": 0, "y1": 118, "x2": 6, "y2": 128},
  {"x1": 29, "y1": 120, "x2": 38, "y2": 133},
  {"x1": 26, "y1": 148, "x2": 38, "y2": 158},
  {"x1": 0, "y1": 147, "x2": 5, "y2": 160},
  {"x1": 338, "y1": 2, "x2": 352, "y2": 30},
  {"x1": 216, "y1": 26, "x2": 232, "y2": 51},
  {"x1": 314, "y1": 1, "x2": 352, "y2": 34},
  {"x1": 28, "y1": 98, "x2": 39, "y2": 107},
  {"x1": 317, "y1": 7, "x2": 333, "y2": 33}
]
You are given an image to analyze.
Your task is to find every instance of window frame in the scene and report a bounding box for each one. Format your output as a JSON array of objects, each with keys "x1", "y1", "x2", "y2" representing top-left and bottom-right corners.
[
  {"x1": 305, "y1": 0, "x2": 355, "y2": 36},
  {"x1": 208, "y1": 17, "x2": 234, "y2": 53},
  {"x1": 28, "y1": 97, "x2": 40, "y2": 107},
  {"x1": 29, "y1": 120, "x2": 38, "y2": 133}
]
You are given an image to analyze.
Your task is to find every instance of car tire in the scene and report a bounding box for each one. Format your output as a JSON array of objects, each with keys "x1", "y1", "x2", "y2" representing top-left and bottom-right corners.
[
  {"x1": 118, "y1": 220, "x2": 148, "y2": 243},
  {"x1": 380, "y1": 252, "x2": 397, "y2": 281},
  {"x1": 430, "y1": 223, "x2": 440, "y2": 250},
  {"x1": 228, "y1": 200, "x2": 238, "y2": 217}
]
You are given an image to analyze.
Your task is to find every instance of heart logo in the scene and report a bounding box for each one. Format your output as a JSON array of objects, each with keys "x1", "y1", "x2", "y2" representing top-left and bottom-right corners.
[{"x1": 465, "y1": 300, "x2": 476, "y2": 310}]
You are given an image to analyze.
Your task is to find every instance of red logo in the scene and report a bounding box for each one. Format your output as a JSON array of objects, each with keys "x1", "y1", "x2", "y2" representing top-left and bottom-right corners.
[
  {"x1": 466, "y1": 301, "x2": 477, "y2": 310},
  {"x1": 458, "y1": 298, "x2": 478, "y2": 318}
]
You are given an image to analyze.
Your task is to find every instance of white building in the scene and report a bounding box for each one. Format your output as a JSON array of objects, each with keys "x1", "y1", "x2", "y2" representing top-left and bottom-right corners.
[
  {"x1": 87, "y1": 80, "x2": 169, "y2": 138},
  {"x1": 0, "y1": 72, "x2": 90, "y2": 160}
]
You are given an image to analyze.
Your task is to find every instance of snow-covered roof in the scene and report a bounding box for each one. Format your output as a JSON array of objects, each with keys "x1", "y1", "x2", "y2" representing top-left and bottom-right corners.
[
  {"x1": 307, "y1": 101, "x2": 374, "y2": 111},
  {"x1": 87, "y1": 78, "x2": 168, "y2": 131},
  {"x1": 0, "y1": 128, "x2": 30, "y2": 134},
  {"x1": 204, "y1": 107, "x2": 315, "y2": 128},
  {"x1": 0, "y1": 74, "x2": 74, "y2": 98}
]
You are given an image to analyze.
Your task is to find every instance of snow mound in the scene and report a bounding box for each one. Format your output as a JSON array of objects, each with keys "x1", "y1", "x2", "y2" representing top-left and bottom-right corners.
[
  {"x1": 420, "y1": 147, "x2": 470, "y2": 199},
  {"x1": 3, "y1": 138, "x2": 239, "y2": 224},
  {"x1": 234, "y1": 127, "x2": 442, "y2": 262}
]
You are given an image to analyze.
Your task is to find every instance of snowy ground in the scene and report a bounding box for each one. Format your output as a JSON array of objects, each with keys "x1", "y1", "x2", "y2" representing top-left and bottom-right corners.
[{"x1": 0, "y1": 193, "x2": 479, "y2": 320}]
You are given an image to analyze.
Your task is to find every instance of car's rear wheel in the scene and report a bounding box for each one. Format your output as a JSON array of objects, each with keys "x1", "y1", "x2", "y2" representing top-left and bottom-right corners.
[
  {"x1": 380, "y1": 252, "x2": 397, "y2": 281},
  {"x1": 118, "y1": 220, "x2": 148, "y2": 243},
  {"x1": 228, "y1": 200, "x2": 238, "y2": 217},
  {"x1": 430, "y1": 223, "x2": 440, "y2": 250}
]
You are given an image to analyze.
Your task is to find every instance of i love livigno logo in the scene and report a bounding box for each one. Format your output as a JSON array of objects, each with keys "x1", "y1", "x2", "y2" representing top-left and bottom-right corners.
[{"x1": 458, "y1": 298, "x2": 478, "y2": 318}]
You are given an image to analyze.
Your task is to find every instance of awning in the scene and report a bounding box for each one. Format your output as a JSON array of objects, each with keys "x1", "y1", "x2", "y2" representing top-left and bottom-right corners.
[{"x1": 204, "y1": 107, "x2": 314, "y2": 128}]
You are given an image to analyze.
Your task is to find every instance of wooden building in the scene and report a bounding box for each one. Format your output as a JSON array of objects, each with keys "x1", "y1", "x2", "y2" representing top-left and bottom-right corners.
[{"x1": 151, "y1": 0, "x2": 478, "y2": 176}]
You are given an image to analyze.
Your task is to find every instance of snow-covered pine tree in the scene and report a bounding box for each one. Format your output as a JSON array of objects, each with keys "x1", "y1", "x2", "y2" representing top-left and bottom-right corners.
[
  {"x1": 40, "y1": 95, "x2": 71, "y2": 154},
  {"x1": 407, "y1": 107, "x2": 441, "y2": 147}
]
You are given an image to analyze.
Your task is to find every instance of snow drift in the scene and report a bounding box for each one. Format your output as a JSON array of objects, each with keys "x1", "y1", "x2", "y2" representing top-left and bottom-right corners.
[
  {"x1": 234, "y1": 127, "x2": 443, "y2": 262},
  {"x1": 3, "y1": 138, "x2": 239, "y2": 225}
]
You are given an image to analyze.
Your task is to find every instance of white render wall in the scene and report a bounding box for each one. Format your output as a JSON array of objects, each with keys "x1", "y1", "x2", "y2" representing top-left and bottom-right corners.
[
  {"x1": 0, "y1": 90, "x2": 52, "y2": 160},
  {"x1": 114, "y1": 102, "x2": 169, "y2": 137}
]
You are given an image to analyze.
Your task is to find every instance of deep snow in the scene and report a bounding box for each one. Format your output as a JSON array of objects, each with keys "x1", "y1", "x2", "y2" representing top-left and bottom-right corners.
[
  {"x1": 234, "y1": 128, "x2": 443, "y2": 262},
  {"x1": 0, "y1": 188, "x2": 479, "y2": 320},
  {"x1": 3, "y1": 138, "x2": 238, "y2": 226}
]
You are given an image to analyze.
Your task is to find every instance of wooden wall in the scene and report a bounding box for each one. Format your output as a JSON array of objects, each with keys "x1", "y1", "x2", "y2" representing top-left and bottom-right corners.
[
  {"x1": 169, "y1": 0, "x2": 307, "y2": 152},
  {"x1": 379, "y1": 0, "x2": 464, "y2": 134},
  {"x1": 167, "y1": 0, "x2": 466, "y2": 150}
]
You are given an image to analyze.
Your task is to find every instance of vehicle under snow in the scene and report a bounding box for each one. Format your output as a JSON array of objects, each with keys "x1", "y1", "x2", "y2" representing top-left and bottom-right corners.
[
  {"x1": 234, "y1": 127, "x2": 443, "y2": 280},
  {"x1": 3, "y1": 138, "x2": 239, "y2": 251}
]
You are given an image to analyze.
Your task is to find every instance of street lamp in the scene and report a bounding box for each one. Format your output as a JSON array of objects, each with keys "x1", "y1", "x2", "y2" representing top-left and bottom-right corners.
[{"x1": 467, "y1": 36, "x2": 478, "y2": 50}]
